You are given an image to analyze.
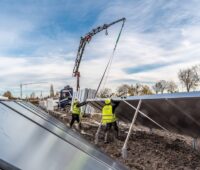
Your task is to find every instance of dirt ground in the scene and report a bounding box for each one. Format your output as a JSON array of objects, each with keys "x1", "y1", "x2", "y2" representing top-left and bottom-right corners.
[{"x1": 58, "y1": 113, "x2": 200, "y2": 170}]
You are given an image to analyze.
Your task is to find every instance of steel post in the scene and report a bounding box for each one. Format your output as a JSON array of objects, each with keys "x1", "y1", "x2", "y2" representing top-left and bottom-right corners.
[{"x1": 121, "y1": 99, "x2": 142, "y2": 159}]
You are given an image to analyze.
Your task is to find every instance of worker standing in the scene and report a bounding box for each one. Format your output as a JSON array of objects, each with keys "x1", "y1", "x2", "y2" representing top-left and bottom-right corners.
[
  {"x1": 70, "y1": 98, "x2": 87, "y2": 131},
  {"x1": 102, "y1": 98, "x2": 119, "y2": 143}
]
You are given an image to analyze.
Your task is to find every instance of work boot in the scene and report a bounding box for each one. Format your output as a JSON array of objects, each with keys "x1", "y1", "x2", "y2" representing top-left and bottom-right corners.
[
  {"x1": 80, "y1": 130, "x2": 85, "y2": 134},
  {"x1": 115, "y1": 130, "x2": 119, "y2": 139},
  {"x1": 78, "y1": 123, "x2": 82, "y2": 130}
]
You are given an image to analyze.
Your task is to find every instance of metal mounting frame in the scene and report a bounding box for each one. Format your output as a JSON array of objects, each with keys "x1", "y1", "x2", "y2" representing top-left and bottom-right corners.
[
  {"x1": 121, "y1": 99, "x2": 168, "y2": 159},
  {"x1": 121, "y1": 99, "x2": 142, "y2": 158},
  {"x1": 192, "y1": 137, "x2": 200, "y2": 151},
  {"x1": 95, "y1": 121, "x2": 102, "y2": 145}
]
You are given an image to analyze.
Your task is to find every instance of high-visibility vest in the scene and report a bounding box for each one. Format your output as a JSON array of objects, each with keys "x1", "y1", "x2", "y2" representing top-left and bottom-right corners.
[
  {"x1": 72, "y1": 102, "x2": 80, "y2": 115},
  {"x1": 102, "y1": 104, "x2": 116, "y2": 124}
]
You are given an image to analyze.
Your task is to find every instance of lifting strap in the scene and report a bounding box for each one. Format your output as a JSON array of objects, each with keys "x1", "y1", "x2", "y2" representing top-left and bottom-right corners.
[{"x1": 95, "y1": 19, "x2": 126, "y2": 97}]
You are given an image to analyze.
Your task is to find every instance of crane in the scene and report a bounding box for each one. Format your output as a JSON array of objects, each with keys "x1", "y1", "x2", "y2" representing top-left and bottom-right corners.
[
  {"x1": 72, "y1": 17, "x2": 126, "y2": 91},
  {"x1": 20, "y1": 82, "x2": 48, "y2": 99}
]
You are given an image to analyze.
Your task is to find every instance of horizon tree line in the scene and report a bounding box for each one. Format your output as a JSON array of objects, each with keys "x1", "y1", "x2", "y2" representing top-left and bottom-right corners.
[
  {"x1": 2, "y1": 65, "x2": 200, "y2": 99},
  {"x1": 98, "y1": 64, "x2": 200, "y2": 97}
]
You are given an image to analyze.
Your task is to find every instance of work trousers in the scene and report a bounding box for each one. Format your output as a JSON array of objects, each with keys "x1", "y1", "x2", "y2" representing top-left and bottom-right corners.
[
  {"x1": 70, "y1": 114, "x2": 81, "y2": 129},
  {"x1": 104, "y1": 121, "x2": 119, "y2": 143},
  {"x1": 105, "y1": 121, "x2": 119, "y2": 133}
]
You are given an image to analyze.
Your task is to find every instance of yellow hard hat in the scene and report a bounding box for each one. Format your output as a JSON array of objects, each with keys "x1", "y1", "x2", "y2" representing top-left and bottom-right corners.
[{"x1": 105, "y1": 98, "x2": 111, "y2": 104}]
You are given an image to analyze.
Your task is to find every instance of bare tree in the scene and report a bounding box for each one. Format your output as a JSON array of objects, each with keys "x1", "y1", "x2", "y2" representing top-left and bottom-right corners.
[
  {"x1": 178, "y1": 66, "x2": 200, "y2": 92},
  {"x1": 3, "y1": 91, "x2": 13, "y2": 99},
  {"x1": 166, "y1": 81, "x2": 178, "y2": 93},
  {"x1": 128, "y1": 84, "x2": 135, "y2": 96},
  {"x1": 98, "y1": 88, "x2": 112, "y2": 98},
  {"x1": 128, "y1": 84, "x2": 141, "y2": 96},
  {"x1": 135, "y1": 83, "x2": 143, "y2": 95},
  {"x1": 152, "y1": 80, "x2": 167, "y2": 94},
  {"x1": 160, "y1": 80, "x2": 167, "y2": 93},
  {"x1": 116, "y1": 84, "x2": 130, "y2": 97},
  {"x1": 117, "y1": 84, "x2": 153, "y2": 96},
  {"x1": 152, "y1": 84, "x2": 159, "y2": 94},
  {"x1": 140, "y1": 85, "x2": 153, "y2": 95}
]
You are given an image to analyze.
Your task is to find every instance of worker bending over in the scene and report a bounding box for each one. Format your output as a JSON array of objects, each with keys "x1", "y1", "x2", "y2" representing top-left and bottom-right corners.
[
  {"x1": 70, "y1": 98, "x2": 87, "y2": 130},
  {"x1": 102, "y1": 98, "x2": 119, "y2": 143}
]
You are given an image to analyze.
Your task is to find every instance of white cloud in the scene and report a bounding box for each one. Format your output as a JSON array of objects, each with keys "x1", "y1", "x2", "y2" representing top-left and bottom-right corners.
[
  {"x1": 0, "y1": 55, "x2": 75, "y2": 97},
  {"x1": 1, "y1": 0, "x2": 200, "y2": 96}
]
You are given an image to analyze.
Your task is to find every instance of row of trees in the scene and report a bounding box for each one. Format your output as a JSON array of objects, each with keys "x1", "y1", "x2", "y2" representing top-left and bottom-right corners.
[
  {"x1": 152, "y1": 80, "x2": 178, "y2": 94},
  {"x1": 153, "y1": 65, "x2": 200, "y2": 94},
  {"x1": 2, "y1": 65, "x2": 200, "y2": 99},
  {"x1": 98, "y1": 84, "x2": 153, "y2": 97},
  {"x1": 98, "y1": 65, "x2": 200, "y2": 97},
  {"x1": 2, "y1": 84, "x2": 56, "y2": 99},
  {"x1": 2, "y1": 91, "x2": 13, "y2": 99}
]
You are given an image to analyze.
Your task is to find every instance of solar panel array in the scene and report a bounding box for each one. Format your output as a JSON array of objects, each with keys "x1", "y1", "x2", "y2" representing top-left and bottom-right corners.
[
  {"x1": 0, "y1": 100, "x2": 127, "y2": 170},
  {"x1": 88, "y1": 92, "x2": 200, "y2": 138}
]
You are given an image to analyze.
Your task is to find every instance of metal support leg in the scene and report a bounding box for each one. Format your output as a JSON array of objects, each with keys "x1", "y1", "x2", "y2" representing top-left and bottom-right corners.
[
  {"x1": 121, "y1": 100, "x2": 142, "y2": 159},
  {"x1": 149, "y1": 128, "x2": 153, "y2": 134},
  {"x1": 124, "y1": 100, "x2": 167, "y2": 131},
  {"x1": 192, "y1": 138, "x2": 197, "y2": 150},
  {"x1": 95, "y1": 122, "x2": 102, "y2": 145}
]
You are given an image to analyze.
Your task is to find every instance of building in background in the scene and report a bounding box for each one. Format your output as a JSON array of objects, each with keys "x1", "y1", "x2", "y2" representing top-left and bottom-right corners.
[{"x1": 0, "y1": 96, "x2": 8, "y2": 100}]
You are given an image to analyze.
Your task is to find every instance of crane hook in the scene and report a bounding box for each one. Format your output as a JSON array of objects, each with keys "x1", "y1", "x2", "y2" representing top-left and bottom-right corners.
[{"x1": 105, "y1": 29, "x2": 108, "y2": 35}]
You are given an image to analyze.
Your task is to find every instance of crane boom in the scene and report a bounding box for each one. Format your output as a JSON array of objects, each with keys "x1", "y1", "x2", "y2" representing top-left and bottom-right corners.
[
  {"x1": 20, "y1": 81, "x2": 48, "y2": 99},
  {"x1": 72, "y1": 17, "x2": 126, "y2": 91}
]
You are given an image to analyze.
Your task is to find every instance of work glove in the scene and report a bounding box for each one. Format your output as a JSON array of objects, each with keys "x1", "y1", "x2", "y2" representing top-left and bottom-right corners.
[{"x1": 83, "y1": 101, "x2": 88, "y2": 105}]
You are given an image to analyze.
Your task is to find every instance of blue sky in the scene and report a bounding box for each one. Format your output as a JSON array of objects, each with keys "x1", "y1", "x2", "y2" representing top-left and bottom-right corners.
[{"x1": 1, "y1": 0, "x2": 200, "y2": 97}]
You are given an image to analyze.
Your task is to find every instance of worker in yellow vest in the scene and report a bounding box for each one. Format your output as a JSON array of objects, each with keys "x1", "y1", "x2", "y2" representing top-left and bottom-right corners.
[
  {"x1": 70, "y1": 98, "x2": 87, "y2": 130},
  {"x1": 102, "y1": 98, "x2": 119, "y2": 143}
]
